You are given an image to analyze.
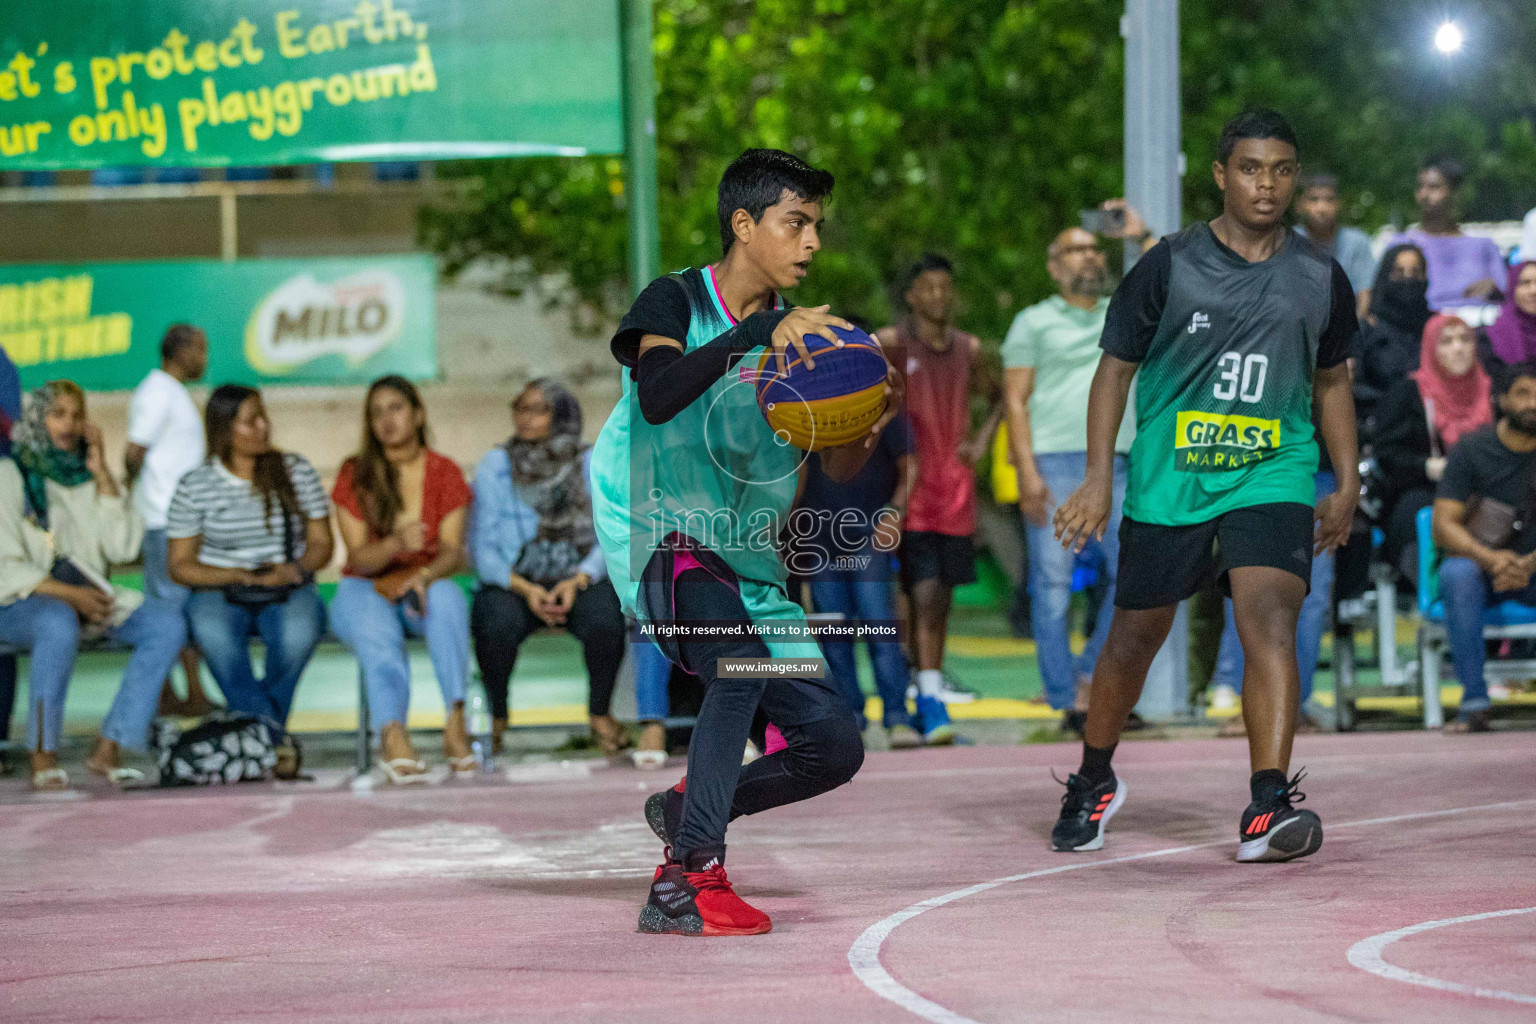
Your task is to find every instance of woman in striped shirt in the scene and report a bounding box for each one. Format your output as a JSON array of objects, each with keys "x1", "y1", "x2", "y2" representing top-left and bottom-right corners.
[{"x1": 167, "y1": 385, "x2": 333, "y2": 778}]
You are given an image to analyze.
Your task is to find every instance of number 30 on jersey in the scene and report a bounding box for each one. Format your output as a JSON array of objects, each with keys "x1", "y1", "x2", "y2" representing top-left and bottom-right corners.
[{"x1": 1213, "y1": 352, "x2": 1268, "y2": 403}]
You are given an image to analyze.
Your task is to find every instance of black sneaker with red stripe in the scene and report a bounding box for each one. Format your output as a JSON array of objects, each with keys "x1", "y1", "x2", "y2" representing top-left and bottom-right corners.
[
  {"x1": 638, "y1": 847, "x2": 772, "y2": 936},
  {"x1": 1050, "y1": 772, "x2": 1126, "y2": 852},
  {"x1": 1237, "y1": 768, "x2": 1322, "y2": 863}
]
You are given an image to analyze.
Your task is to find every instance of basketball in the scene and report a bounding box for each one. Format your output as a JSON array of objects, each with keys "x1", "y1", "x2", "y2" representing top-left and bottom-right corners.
[{"x1": 754, "y1": 325, "x2": 890, "y2": 451}]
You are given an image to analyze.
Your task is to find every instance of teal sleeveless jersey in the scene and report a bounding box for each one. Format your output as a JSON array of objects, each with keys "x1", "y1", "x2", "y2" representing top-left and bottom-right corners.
[{"x1": 590, "y1": 268, "x2": 819, "y2": 656}]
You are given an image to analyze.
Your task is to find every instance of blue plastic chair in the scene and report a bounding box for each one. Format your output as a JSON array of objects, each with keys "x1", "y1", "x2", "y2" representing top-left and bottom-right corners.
[{"x1": 1415, "y1": 505, "x2": 1536, "y2": 626}]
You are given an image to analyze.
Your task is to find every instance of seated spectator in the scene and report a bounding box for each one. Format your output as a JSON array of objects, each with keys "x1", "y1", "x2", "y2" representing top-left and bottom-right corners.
[
  {"x1": 167, "y1": 385, "x2": 332, "y2": 778},
  {"x1": 470, "y1": 379, "x2": 627, "y2": 755},
  {"x1": 1390, "y1": 156, "x2": 1506, "y2": 312},
  {"x1": 0, "y1": 383, "x2": 185, "y2": 790},
  {"x1": 1355, "y1": 243, "x2": 1432, "y2": 420},
  {"x1": 330, "y1": 376, "x2": 475, "y2": 784},
  {"x1": 1375, "y1": 315, "x2": 1491, "y2": 583},
  {"x1": 1484, "y1": 262, "x2": 1536, "y2": 367},
  {"x1": 1430, "y1": 361, "x2": 1536, "y2": 733},
  {"x1": 799, "y1": 411, "x2": 947, "y2": 747}
]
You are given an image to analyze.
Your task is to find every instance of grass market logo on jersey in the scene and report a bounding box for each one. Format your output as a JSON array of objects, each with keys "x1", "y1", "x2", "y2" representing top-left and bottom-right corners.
[
  {"x1": 244, "y1": 268, "x2": 405, "y2": 375},
  {"x1": 1174, "y1": 411, "x2": 1280, "y2": 472}
]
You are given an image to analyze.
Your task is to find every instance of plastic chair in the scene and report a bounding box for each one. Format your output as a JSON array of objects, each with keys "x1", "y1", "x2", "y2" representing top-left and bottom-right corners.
[{"x1": 1414, "y1": 505, "x2": 1536, "y2": 728}]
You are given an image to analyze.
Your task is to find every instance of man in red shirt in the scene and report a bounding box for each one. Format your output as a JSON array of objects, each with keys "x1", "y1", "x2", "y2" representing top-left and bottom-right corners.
[{"x1": 878, "y1": 254, "x2": 1001, "y2": 729}]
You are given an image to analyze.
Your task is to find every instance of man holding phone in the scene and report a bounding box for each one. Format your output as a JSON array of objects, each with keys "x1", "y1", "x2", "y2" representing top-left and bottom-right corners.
[{"x1": 1000, "y1": 200, "x2": 1154, "y2": 731}]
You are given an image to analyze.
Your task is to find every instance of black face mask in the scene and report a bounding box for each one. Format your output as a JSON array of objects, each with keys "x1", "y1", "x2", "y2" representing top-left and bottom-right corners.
[{"x1": 1374, "y1": 277, "x2": 1431, "y2": 332}]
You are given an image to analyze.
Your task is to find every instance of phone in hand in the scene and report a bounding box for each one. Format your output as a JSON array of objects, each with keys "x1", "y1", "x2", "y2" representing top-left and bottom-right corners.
[{"x1": 1080, "y1": 207, "x2": 1126, "y2": 236}]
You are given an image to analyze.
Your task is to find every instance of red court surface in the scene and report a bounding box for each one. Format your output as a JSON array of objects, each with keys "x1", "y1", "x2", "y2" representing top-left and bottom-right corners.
[{"x1": 4, "y1": 731, "x2": 1534, "y2": 1023}]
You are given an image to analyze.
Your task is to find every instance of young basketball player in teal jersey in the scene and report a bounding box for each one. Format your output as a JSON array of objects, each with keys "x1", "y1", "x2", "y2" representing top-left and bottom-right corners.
[
  {"x1": 590, "y1": 149, "x2": 898, "y2": 935},
  {"x1": 1050, "y1": 110, "x2": 1359, "y2": 863}
]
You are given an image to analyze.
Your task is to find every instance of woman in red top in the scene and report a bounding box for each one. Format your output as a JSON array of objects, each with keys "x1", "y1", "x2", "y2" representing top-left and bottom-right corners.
[{"x1": 330, "y1": 376, "x2": 475, "y2": 784}]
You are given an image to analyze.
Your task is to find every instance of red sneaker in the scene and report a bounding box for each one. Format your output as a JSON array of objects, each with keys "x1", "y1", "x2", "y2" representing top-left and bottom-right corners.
[{"x1": 638, "y1": 859, "x2": 771, "y2": 936}]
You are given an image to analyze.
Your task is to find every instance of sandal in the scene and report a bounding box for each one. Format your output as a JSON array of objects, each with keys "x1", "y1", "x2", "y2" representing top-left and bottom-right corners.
[
  {"x1": 443, "y1": 702, "x2": 477, "y2": 774},
  {"x1": 631, "y1": 722, "x2": 667, "y2": 770},
  {"x1": 1217, "y1": 715, "x2": 1248, "y2": 738},
  {"x1": 381, "y1": 757, "x2": 430, "y2": 784},
  {"x1": 32, "y1": 767, "x2": 69, "y2": 791},
  {"x1": 273, "y1": 738, "x2": 305, "y2": 781},
  {"x1": 589, "y1": 715, "x2": 632, "y2": 756},
  {"x1": 86, "y1": 756, "x2": 146, "y2": 789},
  {"x1": 1443, "y1": 709, "x2": 1491, "y2": 734},
  {"x1": 631, "y1": 749, "x2": 668, "y2": 770}
]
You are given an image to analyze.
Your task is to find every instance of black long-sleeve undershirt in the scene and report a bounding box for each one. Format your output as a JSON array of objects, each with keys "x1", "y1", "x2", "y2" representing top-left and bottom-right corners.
[{"x1": 634, "y1": 309, "x2": 789, "y2": 424}]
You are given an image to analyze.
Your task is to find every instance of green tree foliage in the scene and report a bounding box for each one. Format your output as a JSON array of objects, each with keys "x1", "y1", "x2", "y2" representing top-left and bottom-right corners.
[{"x1": 420, "y1": 0, "x2": 1536, "y2": 339}]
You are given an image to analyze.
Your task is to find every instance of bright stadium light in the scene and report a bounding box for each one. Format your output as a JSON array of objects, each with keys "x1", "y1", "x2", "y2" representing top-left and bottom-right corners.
[{"x1": 1434, "y1": 20, "x2": 1465, "y2": 55}]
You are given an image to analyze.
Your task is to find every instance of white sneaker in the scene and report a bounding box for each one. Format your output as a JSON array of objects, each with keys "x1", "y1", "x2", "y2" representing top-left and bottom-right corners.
[
  {"x1": 1210, "y1": 684, "x2": 1238, "y2": 712},
  {"x1": 907, "y1": 675, "x2": 977, "y2": 704}
]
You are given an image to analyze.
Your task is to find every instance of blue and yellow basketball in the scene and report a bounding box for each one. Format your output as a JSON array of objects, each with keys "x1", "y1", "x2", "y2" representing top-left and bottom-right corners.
[{"x1": 754, "y1": 325, "x2": 889, "y2": 451}]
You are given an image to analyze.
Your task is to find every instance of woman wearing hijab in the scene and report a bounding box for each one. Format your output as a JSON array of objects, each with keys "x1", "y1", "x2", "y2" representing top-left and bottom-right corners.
[
  {"x1": 1373, "y1": 315, "x2": 1492, "y2": 584},
  {"x1": 1355, "y1": 243, "x2": 1434, "y2": 425},
  {"x1": 470, "y1": 378, "x2": 627, "y2": 756},
  {"x1": 0, "y1": 382, "x2": 186, "y2": 790},
  {"x1": 1484, "y1": 262, "x2": 1536, "y2": 367}
]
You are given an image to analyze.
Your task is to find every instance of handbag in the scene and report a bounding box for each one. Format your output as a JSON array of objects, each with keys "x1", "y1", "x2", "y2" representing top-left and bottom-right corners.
[
  {"x1": 1463, "y1": 495, "x2": 1522, "y2": 550},
  {"x1": 155, "y1": 712, "x2": 278, "y2": 786},
  {"x1": 222, "y1": 506, "x2": 306, "y2": 609},
  {"x1": 372, "y1": 564, "x2": 423, "y2": 612},
  {"x1": 1463, "y1": 456, "x2": 1536, "y2": 550}
]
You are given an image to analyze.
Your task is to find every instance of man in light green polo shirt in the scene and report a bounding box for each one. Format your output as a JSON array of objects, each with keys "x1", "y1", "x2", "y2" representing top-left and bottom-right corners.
[{"x1": 1001, "y1": 202, "x2": 1150, "y2": 727}]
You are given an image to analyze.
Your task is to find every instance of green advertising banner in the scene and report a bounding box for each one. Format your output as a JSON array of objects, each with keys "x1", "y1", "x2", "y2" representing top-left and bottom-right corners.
[
  {"x1": 0, "y1": 0, "x2": 623, "y2": 169},
  {"x1": 0, "y1": 255, "x2": 437, "y2": 391}
]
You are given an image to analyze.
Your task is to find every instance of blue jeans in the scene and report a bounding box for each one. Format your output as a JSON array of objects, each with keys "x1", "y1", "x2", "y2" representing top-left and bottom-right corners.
[
  {"x1": 1025, "y1": 452, "x2": 1126, "y2": 710},
  {"x1": 1212, "y1": 471, "x2": 1335, "y2": 705},
  {"x1": 141, "y1": 528, "x2": 189, "y2": 606},
  {"x1": 185, "y1": 585, "x2": 326, "y2": 737},
  {"x1": 330, "y1": 576, "x2": 470, "y2": 730},
  {"x1": 633, "y1": 635, "x2": 674, "y2": 721},
  {"x1": 0, "y1": 594, "x2": 186, "y2": 752},
  {"x1": 1438, "y1": 556, "x2": 1536, "y2": 713},
  {"x1": 808, "y1": 549, "x2": 911, "y2": 729}
]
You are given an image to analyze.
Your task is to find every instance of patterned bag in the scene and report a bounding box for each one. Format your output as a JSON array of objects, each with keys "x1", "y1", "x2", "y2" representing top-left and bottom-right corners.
[{"x1": 154, "y1": 712, "x2": 279, "y2": 786}]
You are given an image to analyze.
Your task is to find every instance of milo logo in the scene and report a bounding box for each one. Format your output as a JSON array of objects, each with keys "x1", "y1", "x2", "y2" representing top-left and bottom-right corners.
[{"x1": 244, "y1": 268, "x2": 405, "y2": 374}]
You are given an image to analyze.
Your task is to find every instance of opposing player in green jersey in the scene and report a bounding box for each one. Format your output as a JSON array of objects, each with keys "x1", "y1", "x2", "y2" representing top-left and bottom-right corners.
[
  {"x1": 1050, "y1": 110, "x2": 1359, "y2": 862},
  {"x1": 591, "y1": 149, "x2": 898, "y2": 934}
]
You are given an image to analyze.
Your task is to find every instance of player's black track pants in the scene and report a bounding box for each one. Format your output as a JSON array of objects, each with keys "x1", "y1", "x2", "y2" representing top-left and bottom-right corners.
[{"x1": 668, "y1": 566, "x2": 864, "y2": 862}]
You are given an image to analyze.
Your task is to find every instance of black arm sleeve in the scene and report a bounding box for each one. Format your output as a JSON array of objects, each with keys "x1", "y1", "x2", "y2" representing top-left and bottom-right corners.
[
  {"x1": 1317, "y1": 261, "x2": 1360, "y2": 369},
  {"x1": 634, "y1": 308, "x2": 791, "y2": 424},
  {"x1": 611, "y1": 276, "x2": 693, "y2": 368},
  {"x1": 1098, "y1": 240, "x2": 1171, "y2": 363}
]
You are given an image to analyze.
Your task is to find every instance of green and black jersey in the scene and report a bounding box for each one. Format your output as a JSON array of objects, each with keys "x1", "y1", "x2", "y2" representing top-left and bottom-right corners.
[{"x1": 1100, "y1": 223, "x2": 1357, "y2": 525}]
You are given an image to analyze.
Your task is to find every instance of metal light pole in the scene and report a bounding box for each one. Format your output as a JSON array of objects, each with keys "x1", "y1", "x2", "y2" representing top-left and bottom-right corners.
[
  {"x1": 1123, "y1": 0, "x2": 1182, "y2": 246},
  {"x1": 621, "y1": 0, "x2": 661, "y2": 295},
  {"x1": 1123, "y1": 0, "x2": 1192, "y2": 720}
]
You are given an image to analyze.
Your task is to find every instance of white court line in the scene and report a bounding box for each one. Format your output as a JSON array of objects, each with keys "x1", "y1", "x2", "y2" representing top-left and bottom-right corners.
[
  {"x1": 1346, "y1": 906, "x2": 1536, "y2": 1006},
  {"x1": 848, "y1": 798, "x2": 1536, "y2": 1024}
]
